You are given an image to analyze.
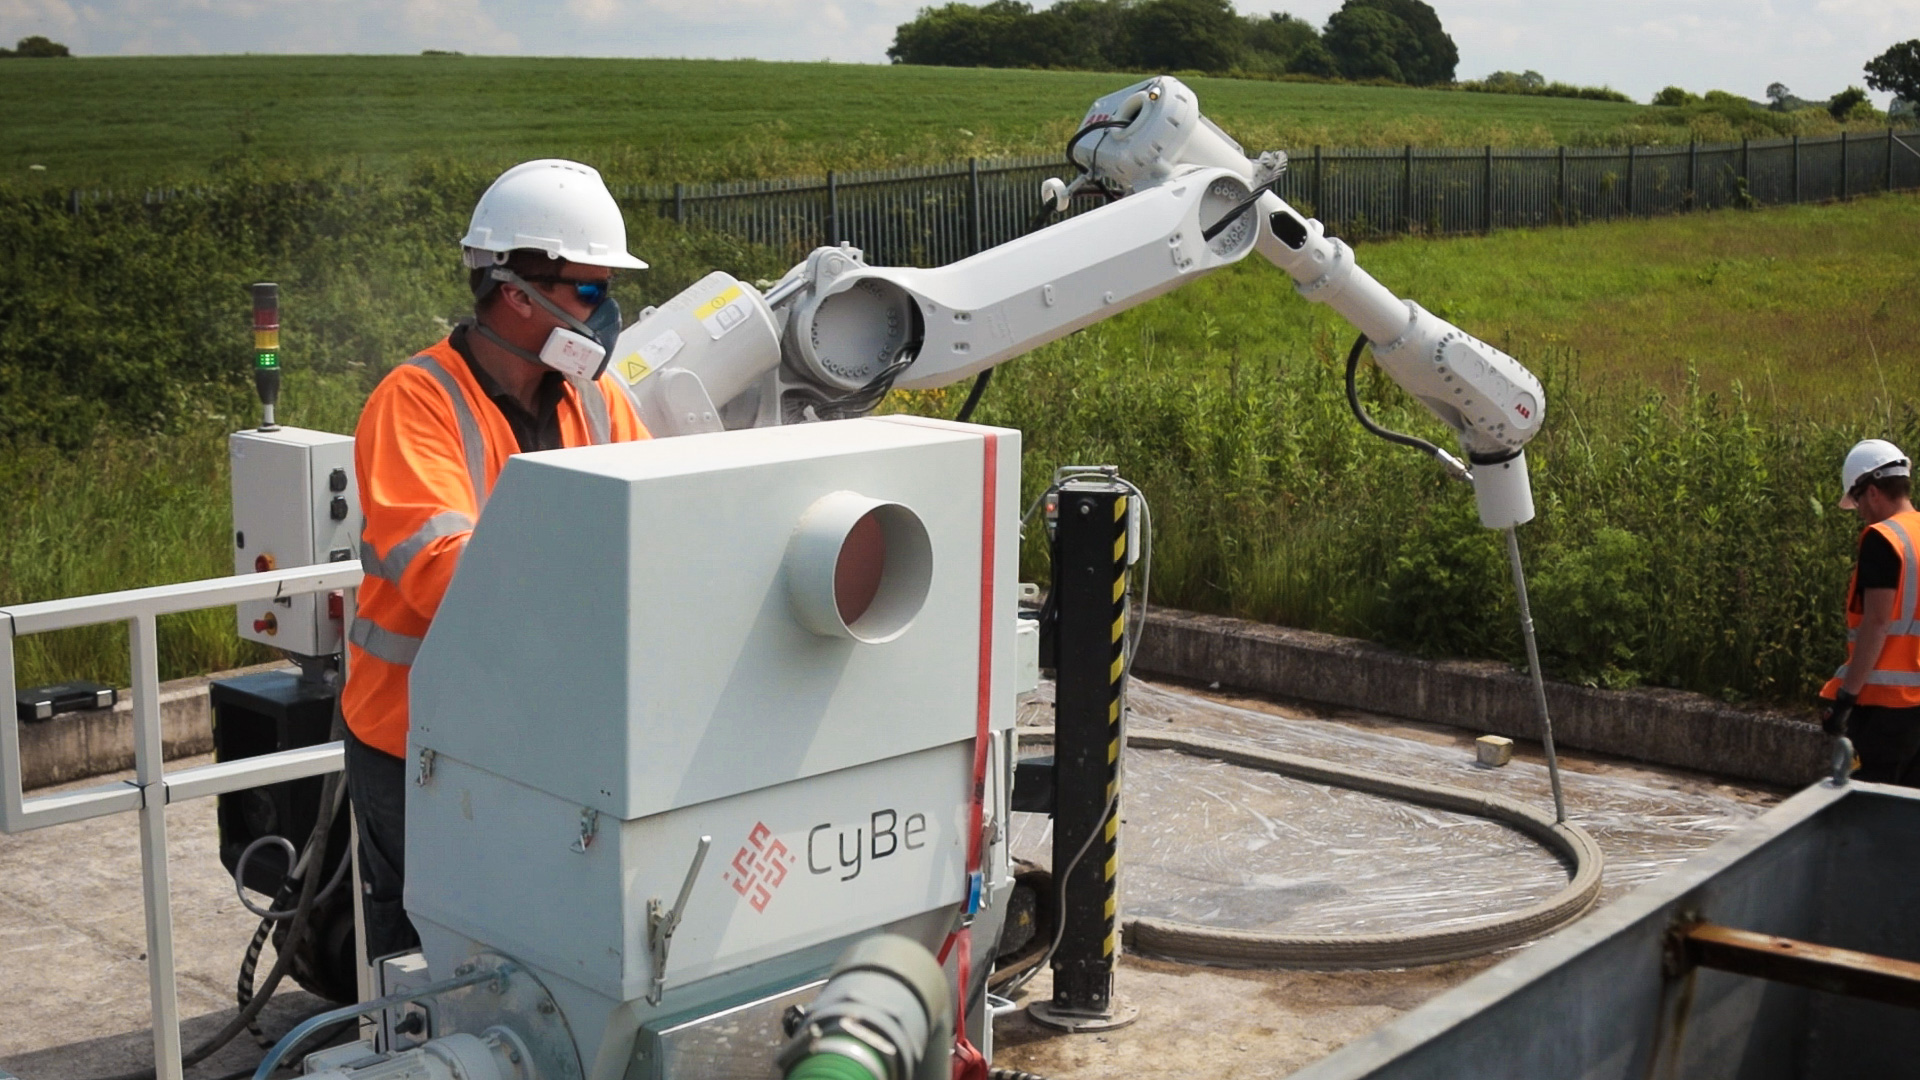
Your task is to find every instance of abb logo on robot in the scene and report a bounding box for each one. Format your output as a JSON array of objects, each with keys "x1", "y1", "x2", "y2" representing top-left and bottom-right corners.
[{"x1": 724, "y1": 822, "x2": 795, "y2": 913}]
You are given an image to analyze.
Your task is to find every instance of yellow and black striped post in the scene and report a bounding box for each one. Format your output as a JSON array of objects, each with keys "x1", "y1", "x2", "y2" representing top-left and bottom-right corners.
[{"x1": 1034, "y1": 477, "x2": 1134, "y2": 1026}]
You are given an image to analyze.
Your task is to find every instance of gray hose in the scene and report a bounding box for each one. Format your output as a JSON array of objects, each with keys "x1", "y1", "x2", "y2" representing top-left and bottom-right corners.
[{"x1": 1018, "y1": 726, "x2": 1604, "y2": 969}]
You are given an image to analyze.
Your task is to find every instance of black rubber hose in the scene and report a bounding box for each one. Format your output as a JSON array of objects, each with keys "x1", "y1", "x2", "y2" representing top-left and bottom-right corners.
[
  {"x1": 1343, "y1": 333, "x2": 1454, "y2": 463},
  {"x1": 955, "y1": 368, "x2": 993, "y2": 423}
]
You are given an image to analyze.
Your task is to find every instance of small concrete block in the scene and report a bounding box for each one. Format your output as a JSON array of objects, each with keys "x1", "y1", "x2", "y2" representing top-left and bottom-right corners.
[{"x1": 1476, "y1": 735, "x2": 1514, "y2": 767}]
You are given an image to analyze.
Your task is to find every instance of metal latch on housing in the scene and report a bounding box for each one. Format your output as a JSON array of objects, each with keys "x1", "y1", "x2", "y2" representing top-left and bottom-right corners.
[{"x1": 647, "y1": 835, "x2": 712, "y2": 1005}]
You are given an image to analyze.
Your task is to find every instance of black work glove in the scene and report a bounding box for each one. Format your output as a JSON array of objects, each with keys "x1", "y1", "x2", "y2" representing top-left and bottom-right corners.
[{"x1": 1822, "y1": 690, "x2": 1857, "y2": 737}]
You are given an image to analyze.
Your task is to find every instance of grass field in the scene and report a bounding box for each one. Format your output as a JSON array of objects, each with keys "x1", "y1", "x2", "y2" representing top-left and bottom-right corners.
[
  {"x1": 0, "y1": 56, "x2": 1660, "y2": 186},
  {"x1": 0, "y1": 55, "x2": 1914, "y2": 707},
  {"x1": 1091, "y1": 193, "x2": 1920, "y2": 408}
]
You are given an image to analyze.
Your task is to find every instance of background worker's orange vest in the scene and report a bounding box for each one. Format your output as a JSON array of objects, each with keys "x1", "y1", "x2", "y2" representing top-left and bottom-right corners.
[
  {"x1": 1822, "y1": 508, "x2": 1920, "y2": 708},
  {"x1": 343, "y1": 335, "x2": 649, "y2": 757}
]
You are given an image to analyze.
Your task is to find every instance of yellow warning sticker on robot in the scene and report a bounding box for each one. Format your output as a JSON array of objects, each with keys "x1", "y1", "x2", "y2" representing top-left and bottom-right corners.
[
  {"x1": 616, "y1": 355, "x2": 651, "y2": 384},
  {"x1": 694, "y1": 285, "x2": 750, "y2": 340}
]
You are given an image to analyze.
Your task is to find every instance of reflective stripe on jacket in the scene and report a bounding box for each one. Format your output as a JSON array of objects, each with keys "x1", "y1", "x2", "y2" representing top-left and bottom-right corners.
[
  {"x1": 1822, "y1": 508, "x2": 1920, "y2": 708},
  {"x1": 342, "y1": 335, "x2": 649, "y2": 757}
]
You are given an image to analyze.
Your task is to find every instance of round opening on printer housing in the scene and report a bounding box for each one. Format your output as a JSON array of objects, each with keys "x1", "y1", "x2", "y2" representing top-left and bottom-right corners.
[{"x1": 786, "y1": 492, "x2": 932, "y2": 644}]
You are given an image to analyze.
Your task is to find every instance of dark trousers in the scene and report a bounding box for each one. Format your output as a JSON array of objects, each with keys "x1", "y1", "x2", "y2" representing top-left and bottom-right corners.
[
  {"x1": 1851, "y1": 705, "x2": 1920, "y2": 787},
  {"x1": 345, "y1": 727, "x2": 420, "y2": 959}
]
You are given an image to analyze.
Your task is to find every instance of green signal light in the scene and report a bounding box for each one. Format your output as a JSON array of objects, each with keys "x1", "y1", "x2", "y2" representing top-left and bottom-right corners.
[{"x1": 255, "y1": 350, "x2": 280, "y2": 370}]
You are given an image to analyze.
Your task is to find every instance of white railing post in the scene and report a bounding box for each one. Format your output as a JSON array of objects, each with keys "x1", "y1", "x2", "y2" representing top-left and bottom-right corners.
[
  {"x1": 131, "y1": 612, "x2": 186, "y2": 1080},
  {"x1": 0, "y1": 563, "x2": 364, "y2": 1078},
  {"x1": 1, "y1": 613, "x2": 21, "y2": 830}
]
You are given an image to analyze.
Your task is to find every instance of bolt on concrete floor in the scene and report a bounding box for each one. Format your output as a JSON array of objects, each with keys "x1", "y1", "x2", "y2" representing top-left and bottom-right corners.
[{"x1": 1, "y1": 679, "x2": 1783, "y2": 1080}]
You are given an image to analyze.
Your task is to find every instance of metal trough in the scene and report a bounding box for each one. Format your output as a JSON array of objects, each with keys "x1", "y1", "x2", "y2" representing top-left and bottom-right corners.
[{"x1": 1293, "y1": 780, "x2": 1920, "y2": 1080}]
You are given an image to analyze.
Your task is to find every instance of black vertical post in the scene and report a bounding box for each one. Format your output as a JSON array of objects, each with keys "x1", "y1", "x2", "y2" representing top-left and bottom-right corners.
[
  {"x1": 1483, "y1": 144, "x2": 1494, "y2": 232},
  {"x1": 1688, "y1": 141, "x2": 1698, "y2": 209},
  {"x1": 1626, "y1": 145, "x2": 1637, "y2": 217},
  {"x1": 1313, "y1": 145, "x2": 1325, "y2": 218},
  {"x1": 968, "y1": 157, "x2": 983, "y2": 255},
  {"x1": 673, "y1": 182, "x2": 684, "y2": 224},
  {"x1": 1042, "y1": 478, "x2": 1131, "y2": 1023},
  {"x1": 1840, "y1": 131, "x2": 1849, "y2": 200},
  {"x1": 1741, "y1": 137, "x2": 1750, "y2": 196},
  {"x1": 1792, "y1": 136, "x2": 1801, "y2": 203},
  {"x1": 1889, "y1": 128, "x2": 1897, "y2": 193},
  {"x1": 1402, "y1": 144, "x2": 1414, "y2": 234},
  {"x1": 827, "y1": 171, "x2": 840, "y2": 246},
  {"x1": 1558, "y1": 145, "x2": 1568, "y2": 225}
]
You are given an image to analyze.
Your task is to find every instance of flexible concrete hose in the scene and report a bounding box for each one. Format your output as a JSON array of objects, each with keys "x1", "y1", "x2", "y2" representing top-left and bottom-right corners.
[{"x1": 1020, "y1": 726, "x2": 1605, "y2": 969}]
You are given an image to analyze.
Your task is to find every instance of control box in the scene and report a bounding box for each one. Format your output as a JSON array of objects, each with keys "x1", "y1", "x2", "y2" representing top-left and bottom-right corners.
[{"x1": 230, "y1": 427, "x2": 359, "y2": 657}]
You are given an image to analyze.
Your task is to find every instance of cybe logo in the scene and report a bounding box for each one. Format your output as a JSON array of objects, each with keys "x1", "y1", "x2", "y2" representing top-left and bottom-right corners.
[{"x1": 724, "y1": 822, "x2": 795, "y2": 913}]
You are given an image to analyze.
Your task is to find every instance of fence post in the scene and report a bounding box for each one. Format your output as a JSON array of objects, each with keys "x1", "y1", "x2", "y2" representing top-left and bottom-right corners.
[
  {"x1": 968, "y1": 157, "x2": 983, "y2": 255},
  {"x1": 1792, "y1": 136, "x2": 1800, "y2": 203},
  {"x1": 827, "y1": 171, "x2": 839, "y2": 246},
  {"x1": 1313, "y1": 145, "x2": 1324, "y2": 217},
  {"x1": 673, "y1": 182, "x2": 684, "y2": 224},
  {"x1": 1626, "y1": 145, "x2": 1636, "y2": 218},
  {"x1": 1840, "y1": 131, "x2": 1849, "y2": 200},
  {"x1": 1558, "y1": 145, "x2": 1568, "y2": 225},
  {"x1": 1403, "y1": 144, "x2": 1413, "y2": 234},
  {"x1": 1889, "y1": 127, "x2": 1897, "y2": 193},
  {"x1": 1483, "y1": 144, "x2": 1493, "y2": 233},
  {"x1": 1688, "y1": 141, "x2": 1698, "y2": 209}
]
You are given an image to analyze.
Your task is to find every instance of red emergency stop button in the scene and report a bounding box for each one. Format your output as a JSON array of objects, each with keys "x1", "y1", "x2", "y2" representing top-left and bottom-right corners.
[
  {"x1": 253, "y1": 612, "x2": 278, "y2": 635},
  {"x1": 254, "y1": 553, "x2": 277, "y2": 572},
  {"x1": 327, "y1": 592, "x2": 343, "y2": 621}
]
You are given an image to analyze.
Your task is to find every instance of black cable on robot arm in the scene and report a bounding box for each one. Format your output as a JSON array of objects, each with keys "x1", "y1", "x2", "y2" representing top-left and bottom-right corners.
[
  {"x1": 1064, "y1": 119, "x2": 1134, "y2": 172},
  {"x1": 955, "y1": 367, "x2": 993, "y2": 423},
  {"x1": 1344, "y1": 333, "x2": 1454, "y2": 462}
]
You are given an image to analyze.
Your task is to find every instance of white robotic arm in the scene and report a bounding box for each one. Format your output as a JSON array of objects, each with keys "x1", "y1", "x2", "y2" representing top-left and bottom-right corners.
[
  {"x1": 611, "y1": 159, "x2": 1267, "y2": 432},
  {"x1": 611, "y1": 75, "x2": 1544, "y2": 527}
]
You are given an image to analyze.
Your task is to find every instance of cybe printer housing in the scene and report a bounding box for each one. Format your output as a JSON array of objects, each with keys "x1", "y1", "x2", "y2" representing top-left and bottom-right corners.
[{"x1": 403, "y1": 416, "x2": 1021, "y2": 1080}]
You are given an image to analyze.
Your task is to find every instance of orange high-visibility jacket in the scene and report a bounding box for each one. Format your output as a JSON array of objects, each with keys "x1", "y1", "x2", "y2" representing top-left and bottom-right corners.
[
  {"x1": 1823, "y1": 508, "x2": 1920, "y2": 708},
  {"x1": 343, "y1": 335, "x2": 649, "y2": 758}
]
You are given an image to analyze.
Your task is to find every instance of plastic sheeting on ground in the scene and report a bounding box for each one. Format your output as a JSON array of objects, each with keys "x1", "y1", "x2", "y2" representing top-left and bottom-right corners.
[{"x1": 1010, "y1": 678, "x2": 1774, "y2": 937}]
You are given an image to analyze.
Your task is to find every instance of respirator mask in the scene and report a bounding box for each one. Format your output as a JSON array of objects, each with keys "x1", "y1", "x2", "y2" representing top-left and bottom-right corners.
[{"x1": 475, "y1": 267, "x2": 622, "y2": 382}]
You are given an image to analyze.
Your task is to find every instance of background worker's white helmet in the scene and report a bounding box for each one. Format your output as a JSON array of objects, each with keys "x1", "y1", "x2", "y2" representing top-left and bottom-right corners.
[
  {"x1": 460, "y1": 159, "x2": 648, "y2": 270},
  {"x1": 1840, "y1": 438, "x2": 1910, "y2": 508}
]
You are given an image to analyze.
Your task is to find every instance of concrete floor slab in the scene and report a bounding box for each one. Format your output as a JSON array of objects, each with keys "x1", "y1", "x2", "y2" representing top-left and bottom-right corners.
[
  {"x1": 0, "y1": 678, "x2": 1782, "y2": 1080},
  {"x1": 0, "y1": 755, "x2": 332, "y2": 1080}
]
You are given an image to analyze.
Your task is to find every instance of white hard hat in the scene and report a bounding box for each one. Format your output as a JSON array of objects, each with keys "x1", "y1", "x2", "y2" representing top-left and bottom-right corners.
[
  {"x1": 1840, "y1": 438, "x2": 1910, "y2": 508},
  {"x1": 461, "y1": 159, "x2": 648, "y2": 271}
]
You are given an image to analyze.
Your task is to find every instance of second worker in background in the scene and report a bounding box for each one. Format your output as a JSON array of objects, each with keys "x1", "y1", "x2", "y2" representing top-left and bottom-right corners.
[{"x1": 1821, "y1": 439, "x2": 1920, "y2": 787}]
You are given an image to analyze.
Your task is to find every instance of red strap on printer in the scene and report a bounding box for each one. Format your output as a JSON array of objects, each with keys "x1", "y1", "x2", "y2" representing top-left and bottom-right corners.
[{"x1": 940, "y1": 431, "x2": 998, "y2": 1076}]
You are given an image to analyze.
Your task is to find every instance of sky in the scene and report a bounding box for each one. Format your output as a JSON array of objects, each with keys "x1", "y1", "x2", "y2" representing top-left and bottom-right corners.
[{"x1": 0, "y1": 0, "x2": 1911, "y2": 106}]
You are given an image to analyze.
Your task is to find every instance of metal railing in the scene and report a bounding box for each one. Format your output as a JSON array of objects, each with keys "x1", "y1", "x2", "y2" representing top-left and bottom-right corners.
[
  {"x1": 0, "y1": 562, "x2": 364, "y2": 1080},
  {"x1": 626, "y1": 129, "x2": 1920, "y2": 267}
]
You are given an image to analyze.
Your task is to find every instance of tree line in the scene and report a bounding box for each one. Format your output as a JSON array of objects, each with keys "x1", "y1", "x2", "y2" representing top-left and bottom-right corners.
[
  {"x1": 0, "y1": 35, "x2": 70, "y2": 58},
  {"x1": 888, "y1": 0, "x2": 1459, "y2": 85}
]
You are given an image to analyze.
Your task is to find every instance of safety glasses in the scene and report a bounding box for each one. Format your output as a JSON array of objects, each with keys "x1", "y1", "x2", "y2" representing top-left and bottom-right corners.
[{"x1": 521, "y1": 276, "x2": 613, "y2": 306}]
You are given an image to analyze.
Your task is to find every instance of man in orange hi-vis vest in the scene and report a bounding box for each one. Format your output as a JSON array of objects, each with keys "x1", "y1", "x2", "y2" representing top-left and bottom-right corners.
[
  {"x1": 1821, "y1": 439, "x2": 1920, "y2": 787},
  {"x1": 344, "y1": 160, "x2": 651, "y2": 956}
]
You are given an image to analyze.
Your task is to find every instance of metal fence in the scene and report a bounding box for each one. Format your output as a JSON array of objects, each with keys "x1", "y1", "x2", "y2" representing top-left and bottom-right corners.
[{"x1": 625, "y1": 129, "x2": 1920, "y2": 268}]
